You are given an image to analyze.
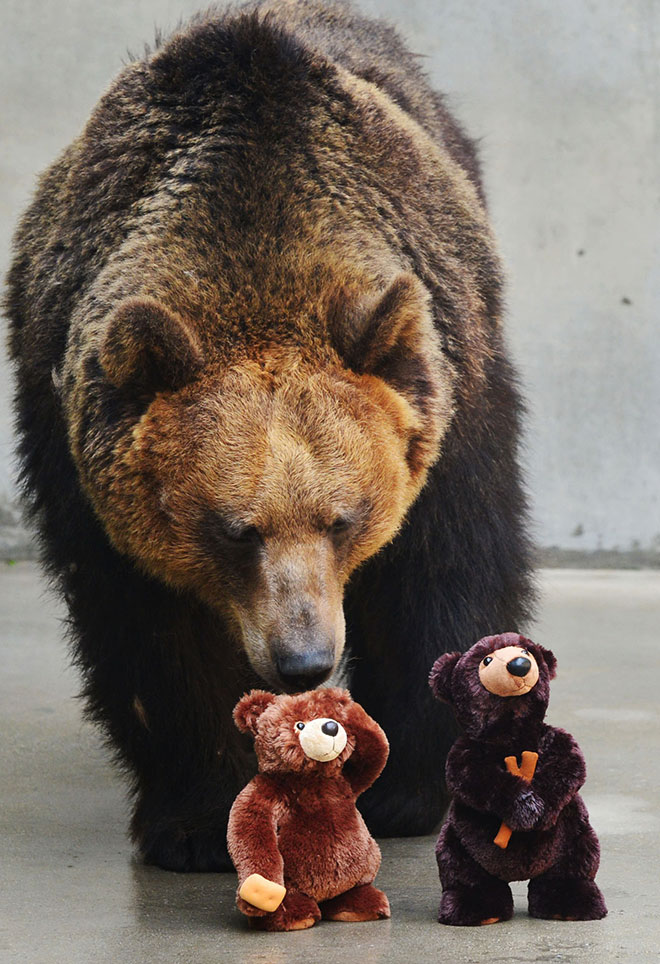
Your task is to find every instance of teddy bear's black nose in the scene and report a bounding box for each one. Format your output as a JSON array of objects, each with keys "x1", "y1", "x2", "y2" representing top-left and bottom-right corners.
[
  {"x1": 507, "y1": 656, "x2": 532, "y2": 677},
  {"x1": 321, "y1": 720, "x2": 339, "y2": 737}
]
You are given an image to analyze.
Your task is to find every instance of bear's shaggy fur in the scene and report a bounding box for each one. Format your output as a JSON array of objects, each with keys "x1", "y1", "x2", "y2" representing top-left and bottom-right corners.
[
  {"x1": 5, "y1": 0, "x2": 534, "y2": 870},
  {"x1": 430, "y1": 634, "x2": 607, "y2": 925},
  {"x1": 227, "y1": 688, "x2": 390, "y2": 930}
]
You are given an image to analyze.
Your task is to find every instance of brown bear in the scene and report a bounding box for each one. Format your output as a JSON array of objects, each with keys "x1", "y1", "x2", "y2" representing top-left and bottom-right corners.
[
  {"x1": 5, "y1": 0, "x2": 534, "y2": 870},
  {"x1": 227, "y1": 688, "x2": 390, "y2": 930}
]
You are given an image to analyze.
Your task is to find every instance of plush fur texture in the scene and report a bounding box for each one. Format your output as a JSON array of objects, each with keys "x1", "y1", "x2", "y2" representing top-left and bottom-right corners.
[
  {"x1": 430, "y1": 634, "x2": 607, "y2": 925},
  {"x1": 5, "y1": 0, "x2": 534, "y2": 869},
  {"x1": 227, "y1": 688, "x2": 390, "y2": 930}
]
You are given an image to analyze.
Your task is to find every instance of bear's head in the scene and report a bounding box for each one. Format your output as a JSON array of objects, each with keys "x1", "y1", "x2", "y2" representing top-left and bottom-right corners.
[
  {"x1": 429, "y1": 633, "x2": 557, "y2": 743},
  {"x1": 76, "y1": 272, "x2": 454, "y2": 692},
  {"x1": 233, "y1": 687, "x2": 374, "y2": 776}
]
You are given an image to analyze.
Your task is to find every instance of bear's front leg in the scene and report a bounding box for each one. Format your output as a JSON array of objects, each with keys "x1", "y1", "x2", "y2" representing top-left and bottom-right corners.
[
  {"x1": 436, "y1": 823, "x2": 513, "y2": 926},
  {"x1": 124, "y1": 649, "x2": 254, "y2": 872},
  {"x1": 132, "y1": 740, "x2": 249, "y2": 873},
  {"x1": 345, "y1": 561, "x2": 455, "y2": 836},
  {"x1": 67, "y1": 559, "x2": 254, "y2": 871}
]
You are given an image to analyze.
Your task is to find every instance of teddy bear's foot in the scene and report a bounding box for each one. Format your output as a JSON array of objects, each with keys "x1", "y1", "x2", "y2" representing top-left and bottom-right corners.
[
  {"x1": 438, "y1": 881, "x2": 513, "y2": 926},
  {"x1": 528, "y1": 876, "x2": 607, "y2": 921},
  {"x1": 248, "y1": 892, "x2": 321, "y2": 932},
  {"x1": 320, "y1": 884, "x2": 391, "y2": 921}
]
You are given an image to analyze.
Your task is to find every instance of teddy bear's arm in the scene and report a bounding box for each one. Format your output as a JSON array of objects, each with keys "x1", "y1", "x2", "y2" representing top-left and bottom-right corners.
[
  {"x1": 341, "y1": 703, "x2": 390, "y2": 797},
  {"x1": 227, "y1": 775, "x2": 284, "y2": 908},
  {"x1": 530, "y1": 727, "x2": 587, "y2": 826},
  {"x1": 446, "y1": 740, "x2": 533, "y2": 824}
]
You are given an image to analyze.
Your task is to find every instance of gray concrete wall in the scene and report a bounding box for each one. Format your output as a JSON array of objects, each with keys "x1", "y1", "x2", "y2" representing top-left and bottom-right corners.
[{"x1": 1, "y1": 0, "x2": 658, "y2": 562}]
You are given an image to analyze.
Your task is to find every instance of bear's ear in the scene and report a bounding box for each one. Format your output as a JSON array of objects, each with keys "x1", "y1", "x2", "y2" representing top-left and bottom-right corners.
[
  {"x1": 331, "y1": 273, "x2": 435, "y2": 377},
  {"x1": 99, "y1": 297, "x2": 205, "y2": 393},
  {"x1": 233, "y1": 690, "x2": 277, "y2": 735},
  {"x1": 329, "y1": 273, "x2": 452, "y2": 479},
  {"x1": 535, "y1": 644, "x2": 557, "y2": 680},
  {"x1": 429, "y1": 652, "x2": 462, "y2": 704}
]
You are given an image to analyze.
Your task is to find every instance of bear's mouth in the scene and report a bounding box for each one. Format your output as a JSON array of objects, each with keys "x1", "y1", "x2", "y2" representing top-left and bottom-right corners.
[
  {"x1": 512, "y1": 677, "x2": 534, "y2": 692},
  {"x1": 312, "y1": 741, "x2": 343, "y2": 762}
]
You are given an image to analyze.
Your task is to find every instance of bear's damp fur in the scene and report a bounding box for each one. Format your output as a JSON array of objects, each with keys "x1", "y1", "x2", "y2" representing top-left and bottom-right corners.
[{"x1": 5, "y1": 0, "x2": 534, "y2": 869}]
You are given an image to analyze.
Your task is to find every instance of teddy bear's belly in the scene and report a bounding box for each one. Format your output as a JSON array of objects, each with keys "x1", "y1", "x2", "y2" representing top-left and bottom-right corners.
[
  {"x1": 276, "y1": 796, "x2": 380, "y2": 902},
  {"x1": 453, "y1": 802, "x2": 568, "y2": 882}
]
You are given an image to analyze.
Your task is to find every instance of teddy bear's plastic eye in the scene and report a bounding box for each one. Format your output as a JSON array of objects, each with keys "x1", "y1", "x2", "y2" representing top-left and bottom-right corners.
[
  {"x1": 483, "y1": 656, "x2": 493, "y2": 666},
  {"x1": 295, "y1": 721, "x2": 305, "y2": 731},
  {"x1": 521, "y1": 649, "x2": 529, "y2": 655}
]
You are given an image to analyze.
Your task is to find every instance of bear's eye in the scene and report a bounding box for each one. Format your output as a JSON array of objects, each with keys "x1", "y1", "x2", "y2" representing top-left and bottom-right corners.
[
  {"x1": 325, "y1": 500, "x2": 373, "y2": 541},
  {"x1": 329, "y1": 516, "x2": 351, "y2": 536},
  {"x1": 221, "y1": 522, "x2": 262, "y2": 545},
  {"x1": 521, "y1": 649, "x2": 529, "y2": 655},
  {"x1": 482, "y1": 656, "x2": 493, "y2": 666},
  {"x1": 199, "y1": 511, "x2": 264, "y2": 556},
  {"x1": 295, "y1": 721, "x2": 305, "y2": 731}
]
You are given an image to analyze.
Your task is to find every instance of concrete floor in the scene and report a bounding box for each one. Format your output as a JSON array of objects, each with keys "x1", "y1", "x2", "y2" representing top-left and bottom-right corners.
[{"x1": 1, "y1": 564, "x2": 658, "y2": 963}]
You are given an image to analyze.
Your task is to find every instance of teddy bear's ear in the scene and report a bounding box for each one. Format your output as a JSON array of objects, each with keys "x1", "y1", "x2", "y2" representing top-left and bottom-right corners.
[
  {"x1": 429, "y1": 652, "x2": 462, "y2": 704},
  {"x1": 535, "y1": 644, "x2": 557, "y2": 680},
  {"x1": 233, "y1": 690, "x2": 277, "y2": 734}
]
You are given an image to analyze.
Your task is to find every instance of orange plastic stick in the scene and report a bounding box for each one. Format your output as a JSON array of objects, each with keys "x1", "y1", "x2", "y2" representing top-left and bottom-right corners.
[{"x1": 493, "y1": 751, "x2": 539, "y2": 849}]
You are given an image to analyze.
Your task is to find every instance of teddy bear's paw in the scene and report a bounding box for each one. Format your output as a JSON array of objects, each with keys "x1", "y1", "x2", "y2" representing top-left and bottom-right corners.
[
  {"x1": 249, "y1": 892, "x2": 321, "y2": 932},
  {"x1": 139, "y1": 825, "x2": 233, "y2": 872},
  {"x1": 438, "y1": 882, "x2": 513, "y2": 926},
  {"x1": 528, "y1": 876, "x2": 607, "y2": 920},
  {"x1": 321, "y1": 884, "x2": 391, "y2": 921},
  {"x1": 509, "y1": 788, "x2": 545, "y2": 832}
]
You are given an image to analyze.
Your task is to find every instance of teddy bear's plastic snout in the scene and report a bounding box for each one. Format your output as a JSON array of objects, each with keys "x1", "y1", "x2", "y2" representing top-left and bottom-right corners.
[
  {"x1": 478, "y1": 646, "x2": 540, "y2": 697},
  {"x1": 297, "y1": 717, "x2": 348, "y2": 761}
]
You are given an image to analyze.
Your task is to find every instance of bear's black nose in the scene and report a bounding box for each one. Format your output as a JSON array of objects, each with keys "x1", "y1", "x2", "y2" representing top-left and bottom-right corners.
[
  {"x1": 321, "y1": 720, "x2": 339, "y2": 737},
  {"x1": 507, "y1": 656, "x2": 531, "y2": 677},
  {"x1": 274, "y1": 648, "x2": 335, "y2": 692}
]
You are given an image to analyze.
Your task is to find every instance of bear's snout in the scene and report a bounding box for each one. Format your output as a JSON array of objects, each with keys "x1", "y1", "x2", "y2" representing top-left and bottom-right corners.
[
  {"x1": 296, "y1": 717, "x2": 348, "y2": 762},
  {"x1": 272, "y1": 641, "x2": 336, "y2": 692},
  {"x1": 478, "y1": 645, "x2": 540, "y2": 697}
]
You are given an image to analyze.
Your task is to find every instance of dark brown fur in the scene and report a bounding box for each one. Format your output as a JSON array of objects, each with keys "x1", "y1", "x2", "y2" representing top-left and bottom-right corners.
[
  {"x1": 430, "y1": 635, "x2": 607, "y2": 925},
  {"x1": 5, "y1": 0, "x2": 534, "y2": 868}
]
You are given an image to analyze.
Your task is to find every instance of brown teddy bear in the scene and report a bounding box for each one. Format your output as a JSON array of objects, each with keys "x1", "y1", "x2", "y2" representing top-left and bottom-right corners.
[
  {"x1": 429, "y1": 633, "x2": 607, "y2": 925},
  {"x1": 227, "y1": 688, "x2": 391, "y2": 931}
]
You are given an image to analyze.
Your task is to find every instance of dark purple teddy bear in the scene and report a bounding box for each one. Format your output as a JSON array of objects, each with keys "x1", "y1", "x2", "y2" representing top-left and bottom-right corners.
[{"x1": 429, "y1": 632, "x2": 607, "y2": 926}]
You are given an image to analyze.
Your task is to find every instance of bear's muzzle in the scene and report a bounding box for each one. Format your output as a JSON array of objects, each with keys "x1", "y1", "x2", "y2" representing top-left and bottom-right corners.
[{"x1": 296, "y1": 717, "x2": 348, "y2": 761}]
